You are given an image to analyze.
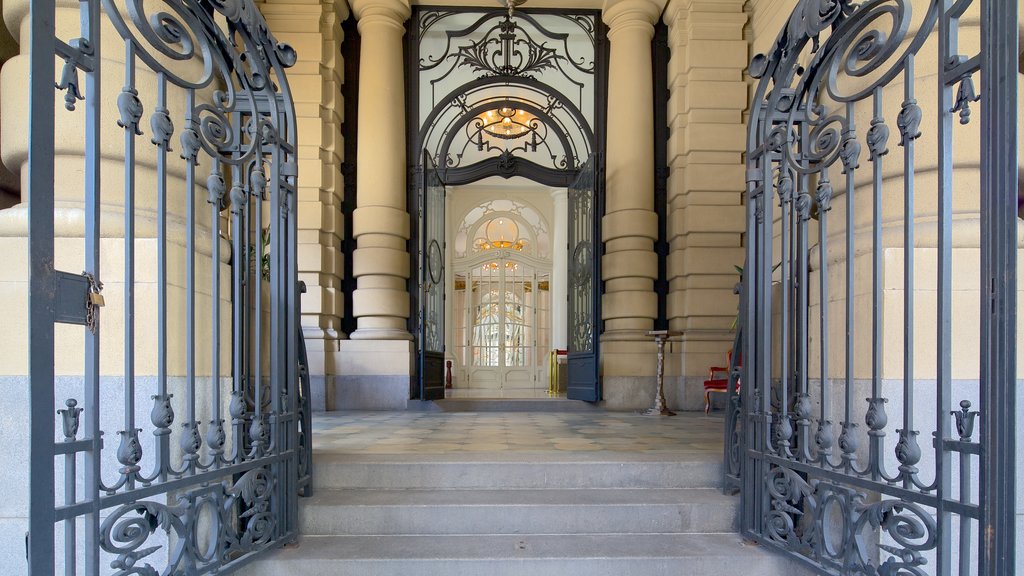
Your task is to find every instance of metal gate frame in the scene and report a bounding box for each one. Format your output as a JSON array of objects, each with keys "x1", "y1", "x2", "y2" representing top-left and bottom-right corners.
[
  {"x1": 732, "y1": 0, "x2": 1018, "y2": 574},
  {"x1": 27, "y1": 0, "x2": 306, "y2": 573}
]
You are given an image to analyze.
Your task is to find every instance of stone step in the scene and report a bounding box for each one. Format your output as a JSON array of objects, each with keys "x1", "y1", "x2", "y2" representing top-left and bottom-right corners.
[
  {"x1": 299, "y1": 488, "x2": 737, "y2": 536},
  {"x1": 312, "y1": 453, "x2": 722, "y2": 491},
  {"x1": 248, "y1": 533, "x2": 807, "y2": 576}
]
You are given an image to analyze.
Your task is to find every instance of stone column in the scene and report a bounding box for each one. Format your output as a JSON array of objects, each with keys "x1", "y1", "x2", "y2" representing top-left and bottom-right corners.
[
  {"x1": 663, "y1": 0, "x2": 748, "y2": 410},
  {"x1": 260, "y1": 0, "x2": 349, "y2": 411},
  {"x1": 336, "y1": 0, "x2": 415, "y2": 409},
  {"x1": 599, "y1": 0, "x2": 665, "y2": 409},
  {"x1": 349, "y1": 0, "x2": 411, "y2": 341},
  {"x1": 0, "y1": 22, "x2": 16, "y2": 208},
  {"x1": 550, "y1": 188, "x2": 568, "y2": 350}
]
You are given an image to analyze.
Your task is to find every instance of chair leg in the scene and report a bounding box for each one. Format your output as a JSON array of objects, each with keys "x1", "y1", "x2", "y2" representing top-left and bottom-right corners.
[{"x1": 704, "y1": 391, "x2": 711, "y2": 414}]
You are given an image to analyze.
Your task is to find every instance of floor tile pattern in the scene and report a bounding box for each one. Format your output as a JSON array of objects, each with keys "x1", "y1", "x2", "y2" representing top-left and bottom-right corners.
[{"x1": 311, "y1": 411, "x2": 724, "y2": 455}]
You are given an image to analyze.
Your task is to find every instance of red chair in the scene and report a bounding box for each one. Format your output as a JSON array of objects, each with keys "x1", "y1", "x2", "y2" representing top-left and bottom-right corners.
[{"x1": 703, "y1": 350, "x2": 740, "y2": 413}]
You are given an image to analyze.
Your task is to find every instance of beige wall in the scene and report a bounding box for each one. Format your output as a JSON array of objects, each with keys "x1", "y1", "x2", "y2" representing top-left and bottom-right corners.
[
  {"x1": 262, "y1": 0, "x2": 350, "y2": 410},
  {"x1": 659, "y1": 0, "x2": 749, "y2": 410}
]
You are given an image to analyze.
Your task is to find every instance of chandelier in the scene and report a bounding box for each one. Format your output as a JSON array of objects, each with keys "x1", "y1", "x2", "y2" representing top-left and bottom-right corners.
[
  {"x1": 474, "y1": 217, "x2": 528, "y2": 252},
  {"x1": 478, "y1": 106, "x2": 537, "y2": 140}
]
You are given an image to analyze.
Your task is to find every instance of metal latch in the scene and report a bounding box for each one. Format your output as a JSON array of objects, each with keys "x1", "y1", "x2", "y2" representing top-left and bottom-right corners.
[
  {"x1": 56, "y1": 270, "x2": 104, "y2": 333},
  {"x1": 84, "y1": 272, "x2": 104, "y2": 333}
]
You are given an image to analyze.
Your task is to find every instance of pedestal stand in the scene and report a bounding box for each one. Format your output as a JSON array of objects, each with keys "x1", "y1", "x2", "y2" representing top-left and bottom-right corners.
[{"x1": 641, "y1": 330, "x2": 680, "y2": 416}]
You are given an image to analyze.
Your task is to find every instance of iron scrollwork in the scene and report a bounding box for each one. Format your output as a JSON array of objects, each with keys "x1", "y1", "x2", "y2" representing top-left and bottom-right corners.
[
  {"x1": 415, "y1": 8, "x2": 598, "y2": 182},
  {"x1": 44, "y1": 0, "x2": 305, "y2": 573},
  {"x1": 99, "y1": 467, "x2": 276, "y2": 575},
  {"x1": 735, "y1": 0, "x2": 993, "y2": 573},
  {"x1": 764, "y1": 467, "x2": 938, "y2": 576}
]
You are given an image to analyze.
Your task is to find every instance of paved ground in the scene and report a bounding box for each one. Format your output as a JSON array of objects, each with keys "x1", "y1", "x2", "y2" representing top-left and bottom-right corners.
[{"x1": 311, "y1": 411, "x2": 725, "y2": 455}]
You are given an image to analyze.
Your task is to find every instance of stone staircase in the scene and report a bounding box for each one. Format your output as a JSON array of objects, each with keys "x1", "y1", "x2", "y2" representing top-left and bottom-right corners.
[{"x1": 249, "y1": 450, "x2": 805, "y2": 575}]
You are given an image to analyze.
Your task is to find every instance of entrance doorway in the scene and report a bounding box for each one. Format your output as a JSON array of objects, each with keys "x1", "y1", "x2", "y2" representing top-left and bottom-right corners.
[
  {"x1": 410, "y1": 6, "x2": 605, "y2": 402},
  {"x1": 450, "y1": 190, "x2": 554, "y2": 396}
]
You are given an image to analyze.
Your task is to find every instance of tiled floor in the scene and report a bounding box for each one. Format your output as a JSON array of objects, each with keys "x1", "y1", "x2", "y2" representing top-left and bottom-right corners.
[
  {"x1": 311, "y1": 411, "x2": 725, "y2": 456},
  {"x1": 445, "y1": 388, "x2": 564, "y2": 399}
]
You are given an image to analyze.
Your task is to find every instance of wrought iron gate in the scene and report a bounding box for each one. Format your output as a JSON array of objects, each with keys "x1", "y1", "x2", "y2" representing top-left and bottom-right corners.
[
  {"x1": 28, "y1": 0, "x2": 306, "y2": 573},
  {"x1": 418, "y1": 151, "x2": 447, "y2": 400},
  {"x1": 734, "y1": 0, "x2": 1018, "y2": 574}
]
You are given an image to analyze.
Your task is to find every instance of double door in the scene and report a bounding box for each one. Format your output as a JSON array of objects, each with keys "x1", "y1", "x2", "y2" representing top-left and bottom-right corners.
[{"x1": 460, "y1": 257, "x2": 549, "y2": 391}]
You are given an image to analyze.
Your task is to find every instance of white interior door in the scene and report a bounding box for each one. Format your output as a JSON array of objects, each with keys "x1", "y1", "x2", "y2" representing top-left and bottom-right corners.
[{"x1": 462, "y1": 256, "x2": 549, "y2": 391}]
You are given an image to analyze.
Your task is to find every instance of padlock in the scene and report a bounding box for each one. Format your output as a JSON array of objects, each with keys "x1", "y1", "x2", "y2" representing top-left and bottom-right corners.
[{"x1": 89, "y1": 292, "x2": 105, "y2": 307}]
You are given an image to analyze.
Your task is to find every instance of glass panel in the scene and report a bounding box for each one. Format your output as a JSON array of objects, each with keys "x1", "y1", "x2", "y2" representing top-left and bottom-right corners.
[
  {"x1": 423, "y1": 162, "x2": 445, "y2": 353},
  {"x1": 568, "y1": 158, "x2": 595, "y2": 354}
]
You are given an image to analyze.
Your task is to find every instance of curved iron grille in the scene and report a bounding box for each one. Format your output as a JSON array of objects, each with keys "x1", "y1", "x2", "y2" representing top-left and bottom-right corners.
[
  {"x1": 415, "y1": 9, "x2": 598, "y2": 179},
  {"x1": 28, "y1": 0, "x2": 307, "y2": 573},
  {"x1": 733, "y1": 0, "x2": 1018, "y2": 574}
]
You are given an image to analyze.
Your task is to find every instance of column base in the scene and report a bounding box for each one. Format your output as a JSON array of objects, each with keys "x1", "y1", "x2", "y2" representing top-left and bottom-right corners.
[
  {"x1": 601, "y1": 328, "x2": 657, "y2": 342},
  {"x1": 350, "y1": 327, "x2": 413, "y2": 341},
  {"x1": 335, "y1": 339, "x2": 415, "y2": 409}
]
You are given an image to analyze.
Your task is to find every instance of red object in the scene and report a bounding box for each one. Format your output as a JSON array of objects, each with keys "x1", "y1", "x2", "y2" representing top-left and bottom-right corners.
[{"x1": 703, "y1": 350, "x2": 740, "y2": 413}]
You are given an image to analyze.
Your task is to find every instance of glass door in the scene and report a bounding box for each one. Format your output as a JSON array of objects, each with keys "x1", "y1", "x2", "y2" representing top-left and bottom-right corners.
[
  {"x1": 418, "y1": 151, "x2": 446, "y2": 400},
  {"x1": 567, "y1": 155, "x2": 600, "y2": 401},
  {"x1": 461, "y1": 257, "x2": 549, "y2": 392}
]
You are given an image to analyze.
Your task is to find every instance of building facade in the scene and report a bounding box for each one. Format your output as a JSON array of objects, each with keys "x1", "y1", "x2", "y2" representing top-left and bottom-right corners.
[{"x1": 0, "y1": 0, "x2": 1021, "y2": 573}]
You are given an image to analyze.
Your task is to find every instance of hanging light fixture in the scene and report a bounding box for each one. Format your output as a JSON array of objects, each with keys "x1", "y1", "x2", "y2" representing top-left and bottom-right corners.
[
  {"x1": 478, "y1": 106, "x2": 537, "y2": 140},
  {"x1": 499, "y1": 0, "x2": 527, "y2": 18}
]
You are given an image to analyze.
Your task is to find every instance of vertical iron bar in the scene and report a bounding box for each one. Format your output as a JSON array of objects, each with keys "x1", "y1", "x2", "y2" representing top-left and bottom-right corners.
[
  {"x1": 250, "y1": 155, "x2": 260, "y2": 434},
  {"x1": 901, "y1": 57, "x2": 916, "y2": 492},
  {"x1": 123, "y1": 44, "x2": 137, "y2": 464},
  {"x1": 844, "y1": 101, "x2": 855, "y2": 435},
  {"x1": 210, "y1": 159, "x2": 221, "y2": 462},
  {"x1": 779, "y1": 166, "x2": 790, "y2": 454},
  {"x1": 959, "y1": 449, "x2": 971, "y2": 575},
  {"x1": 185, "y1": 90, "x2": 197, "y2": 452},
  {"x1": 155, "y1": 72, "x2": 169, "y2": 482},
  {"x1": 796, "y1": 170, "x2": 809, "y2": 458},
  {"x1": 62, "y1": 450, "x2": 74, "y2": 576},
  {"x1": 741, "y1": 157, "x2": 758, "y2": 534},
  {"x1": 231, "y1": 163, "x2": 244, "y2": 464},
  {"x1": 243, "y1": 158, "x2": 253, "y2": 458},
  {"x1": 870, "y1": 87, "x2": 884, "y2": 482},
  {"x1": 761, "y1": 163, "x2": 772, "y2": 430},
  {"x1": 28, "y1": 0, "x2": 57, "y2": 571},
  {"x1": 790, "y1": 164, "x2": 798, "y2": 438},
  {"x1": 270, "y1": 152, "x2": 280, "y2": 414},
  {"x1": 83, "y1": 0, "x2": 101, "y2": 565},
  {"x1": 936, "y1": 4, "x2": 954, "y2": 573},
  {"x1": 979, "y1": 0, "x2": 1018, "y2": 571},
  {"x1": 269, "y1": 131, "x2": 284, "y2": 539},
  {"x1": 818, "y1": 169, "x2": 830, "y2": 465},
  {"x1": 82, "y1": 0, "x2": 101, "y2": 572}
]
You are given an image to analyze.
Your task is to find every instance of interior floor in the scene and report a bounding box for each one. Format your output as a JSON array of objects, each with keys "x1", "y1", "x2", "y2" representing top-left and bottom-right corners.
[
  {"x1": 444, "y1": 388, "x2": 565, "y2": 399},
  {"x1": 310, "y1": 411, "x2": 723, "y2": 455}
]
